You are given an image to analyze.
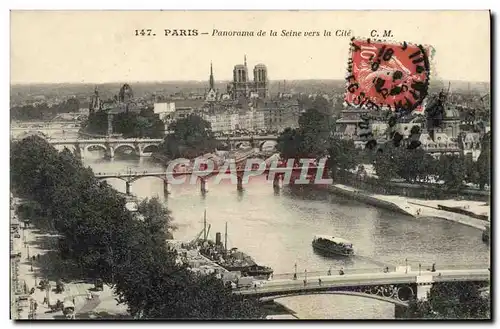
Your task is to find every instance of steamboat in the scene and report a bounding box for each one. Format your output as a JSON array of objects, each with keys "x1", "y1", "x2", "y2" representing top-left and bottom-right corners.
[
  {"x1": 195, "y1": 211, "x2": 274, "y2": 279},
  {"x1": 312, "y1": 235, "x2": 355, "y2": 257}
]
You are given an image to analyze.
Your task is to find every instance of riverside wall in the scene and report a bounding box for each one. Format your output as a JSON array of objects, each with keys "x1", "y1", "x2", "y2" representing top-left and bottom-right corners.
[
  {"x1": 328, "y1": 184, "x2": 488, "y2": 231},
  {"x1": 328, "y1": 185, "x2": 412, "y2": 217}
]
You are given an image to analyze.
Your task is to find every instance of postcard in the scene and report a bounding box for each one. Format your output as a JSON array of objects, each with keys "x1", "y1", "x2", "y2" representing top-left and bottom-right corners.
[{"x1": 10, "y1": 10, "x2": 491, "y2": 320}]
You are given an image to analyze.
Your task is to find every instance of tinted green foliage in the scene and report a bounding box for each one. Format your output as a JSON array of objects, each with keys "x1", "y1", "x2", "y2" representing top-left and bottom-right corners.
[
  {"x1": 10, "y1": 136, "x2": 264, "y2": 319},
  {"x1": 85, "y1": 109, "x2": 164, "y2": 138},
  {"x1": 406, "y1": 282, "x2": 490, "y2": 319},
  {"x1": 276, "y1": 109, "x2": 333, "y2": 160},
  {"x1": 158, "y1": 114, "x2": 217, "y2": 159},
  {"x1": 327, "y1": 138, "x2": 358, "y2": 179}
]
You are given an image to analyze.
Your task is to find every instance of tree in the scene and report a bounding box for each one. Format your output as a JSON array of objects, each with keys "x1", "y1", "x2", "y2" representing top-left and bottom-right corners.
[
  {"x1": 436, "y1": 154, "x2": 466, "y2": 191},
  {"x1": 406, "y1": 282, "x2": 490, "y2": 319},
  {"x1": 373, "y1": 145, "x2": 401, "y2": 182},
  {"x1": 276, "y1": 109, "x2": 332, "y2": 160},
  {"x1": 137, "y1": 197, "x2": 177, "y2": 240},
  {"x1": 11, "y1": 135, "x2": 264, "y2": 319},
  {"x1": 327, "y1": 137, "x2": 358, "y2": 179},
  {"x1": 112, "y1": 112, "x2": 165, "y2": 138},
  {"x1": 397, "y1": 148, "x2": 436, "y2": 183},
  {"x1": 464, "y1": 155, "x2": 479, "y2": 185},
  {"x1": 85, "y1": 111, "x2": 109, "y2": 135},
  {"x1": 298, "y1": 109, "x2": 332, "y2": 158},
  {"x1": 276, "y1": 127, "x2": 303, "y2": 160},
  {"x1": 311, "y1": 96, "x2": 333, "y2": 115},
  {"x1": 476, "y1": 132, "x2": 491, "y2": 190},
  {"x1": 159, "y1": 114, "x2": 216, "y2": 159}
]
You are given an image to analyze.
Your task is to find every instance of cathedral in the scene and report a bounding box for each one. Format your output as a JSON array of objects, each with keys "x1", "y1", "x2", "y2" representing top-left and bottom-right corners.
[
  {"x1": 205, "y1": 56, "x2": 269, "y2": 102},
  {"x1": 230, "y1": 55, "x2": 269, "y2": 100}
]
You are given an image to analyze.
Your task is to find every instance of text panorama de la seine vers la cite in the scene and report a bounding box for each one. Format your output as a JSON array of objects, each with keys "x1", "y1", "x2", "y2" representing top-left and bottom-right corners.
[{"x1": 134, "y1": 29, "x2": 393, "y2": 38}]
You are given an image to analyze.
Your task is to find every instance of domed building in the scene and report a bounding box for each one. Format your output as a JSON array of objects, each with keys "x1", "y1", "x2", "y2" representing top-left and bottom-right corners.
[{"x1": 439, "y1": 107, "x2": 461, "y2": 139}]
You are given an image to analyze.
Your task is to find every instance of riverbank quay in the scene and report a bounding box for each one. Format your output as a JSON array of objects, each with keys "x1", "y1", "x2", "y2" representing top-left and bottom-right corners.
[
  {"x1": 328, "y1": 184, "x2": 488, "y2": 230},
  {"x1": 10, "y1": 197, "x2": 128, "y2": 320},
  {"x1": 14, "y1": 227, "x2": 128, "y2": 319}
]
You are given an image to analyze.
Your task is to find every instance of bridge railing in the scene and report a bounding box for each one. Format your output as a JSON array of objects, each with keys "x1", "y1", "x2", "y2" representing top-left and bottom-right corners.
[
  {"x1": 93, "y1": 166, "x2": 319, "y2": 178},
  {"x1": 399, "y1": 261, "x2": 489, "y2": 272},
  {"x1": 49, "y1": 137, "x2": 164, "y2": 142},
  {"x1": 251, "y1": 263, "x2": 490, "y2": 282},
  {"x1": 271, "y1": 267, "x2": 389, "y2": 281}
]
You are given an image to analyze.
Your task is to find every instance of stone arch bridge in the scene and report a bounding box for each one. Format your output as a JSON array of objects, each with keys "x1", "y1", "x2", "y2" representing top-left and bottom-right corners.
[
  {"x1": 48, "y1": 138, "x2": 163, "y2": 159},
  {"x1": 47, "y1": 136, "x2": 279, "y2": 158},
  {"x1": 216, "y1": 135, "x2": 278, "y2": 151}
]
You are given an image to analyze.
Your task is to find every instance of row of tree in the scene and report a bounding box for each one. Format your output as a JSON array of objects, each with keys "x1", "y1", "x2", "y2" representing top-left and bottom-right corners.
[
  {"x1": 83, "y1": 108, "x2": 165, "y2": 138},
  {"x1": 10, "y1": 136, "x2": 264, "y2": 319},
  {"x1": 276, "y1": 108, "x2": 491, "y2": 191},
  {"x1": 11, "y1": 98, "x2": 81, "y2": 121},
  {"x1": 372, "y1": 133, "x2": 490, "y2": 190}
]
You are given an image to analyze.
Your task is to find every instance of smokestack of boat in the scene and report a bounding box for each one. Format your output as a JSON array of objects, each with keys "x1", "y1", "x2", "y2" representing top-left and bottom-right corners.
[{"x1": 215, "y1": 232, "x2": 222, "y2": 246}]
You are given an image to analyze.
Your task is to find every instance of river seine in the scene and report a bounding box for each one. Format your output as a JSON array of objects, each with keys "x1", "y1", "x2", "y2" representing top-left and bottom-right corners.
[{"x1": 83, "y1": 153, "x2": 489, "y2": 319}]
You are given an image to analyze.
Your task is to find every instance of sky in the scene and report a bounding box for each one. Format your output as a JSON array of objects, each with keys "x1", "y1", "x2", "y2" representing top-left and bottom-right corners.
[{"x1": 10, "y1": 10, "x2": 490, "y2": 84}]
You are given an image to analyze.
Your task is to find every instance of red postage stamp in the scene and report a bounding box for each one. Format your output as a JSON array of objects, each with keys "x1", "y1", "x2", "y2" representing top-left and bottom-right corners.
[{"x1": 344, "y1": 38, "x2": 431, "y2": 114}]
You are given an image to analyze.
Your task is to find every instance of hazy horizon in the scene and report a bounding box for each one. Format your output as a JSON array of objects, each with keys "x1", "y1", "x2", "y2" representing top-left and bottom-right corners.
[{"x1": 9, "y1": 78, "x2": 491, "y2": 86}]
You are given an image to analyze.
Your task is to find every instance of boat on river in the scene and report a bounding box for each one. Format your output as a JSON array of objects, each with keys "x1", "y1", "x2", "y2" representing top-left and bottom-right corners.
[
  {"x1": 312, "y1": 235, "x2": 355, "y2": 257},
  {"x1": 195, "y1": 212, "x2": 273, "y2": 279}
]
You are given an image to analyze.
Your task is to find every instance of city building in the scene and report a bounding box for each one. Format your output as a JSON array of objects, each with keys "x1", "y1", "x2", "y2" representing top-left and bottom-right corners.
[
  {"x1": 89, "y1": 86, "x2": 102, "y2": 113},
  {"x1": 259, "y1": 101, "x2": 301, "y2": 132},
  {"x1": 154, "y1": 102, "x2": 176, "y2": 132},
  {"x1": 460, "y1": 132, "x2": 482, "y2": 161},
  {"x1": 202, "y1": 108, "x2": 265, "y2": 133},
  {"x1": 429, "y1": 107, "x2": 461, "y2": 140},
  {"x1": 174, "y1": 107, "x2": 195, "y2": 120},
  {"x1": 334, "y1": 107, "x2": 371, "y2": 139},
  {"x1": 402, "y1": 132, "x2": 461, "y2": 158}
]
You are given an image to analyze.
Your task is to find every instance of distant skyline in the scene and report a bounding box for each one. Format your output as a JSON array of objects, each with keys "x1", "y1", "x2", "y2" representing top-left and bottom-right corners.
[{"x1": 11, "y1": 11, "x2": 490, "y2": 84}]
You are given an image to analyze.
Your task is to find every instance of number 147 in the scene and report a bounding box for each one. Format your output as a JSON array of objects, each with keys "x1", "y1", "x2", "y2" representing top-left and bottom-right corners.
[{"x1": 135, "y1": 29, "x2": 153, "y2": 36}]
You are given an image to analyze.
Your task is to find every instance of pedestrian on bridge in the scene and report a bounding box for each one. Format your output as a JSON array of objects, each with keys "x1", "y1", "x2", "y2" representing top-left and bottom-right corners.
[
  {"x1": 327, "y1": 267, "x2": 332, "y2": 276},
  {"x1": 318, "y1": 278, "x2": 322, "y2": 286}
]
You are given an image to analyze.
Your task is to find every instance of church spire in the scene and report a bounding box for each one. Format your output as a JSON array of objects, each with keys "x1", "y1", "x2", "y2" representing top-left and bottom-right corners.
[{"x1": 209, "y1": 61, "x2": 214, "y2": 90}]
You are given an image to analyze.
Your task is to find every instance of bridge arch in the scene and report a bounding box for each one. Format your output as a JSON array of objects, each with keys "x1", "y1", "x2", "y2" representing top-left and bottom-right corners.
[
  {"x1": 258, "y1": 284, "x2": 415, "y2": 307},
  {"x1": 85, "y1": 144, "x2": 108, "y2": 153},
  {"x1": 113, "y1": 144, "x2": 138, "y2": 156},
  {"x1": 96, "y1": 176, "x2": 129, "y2": 184},
  {"x1": 142, "y1": 144, "x2": 160, "y2": 154}
]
